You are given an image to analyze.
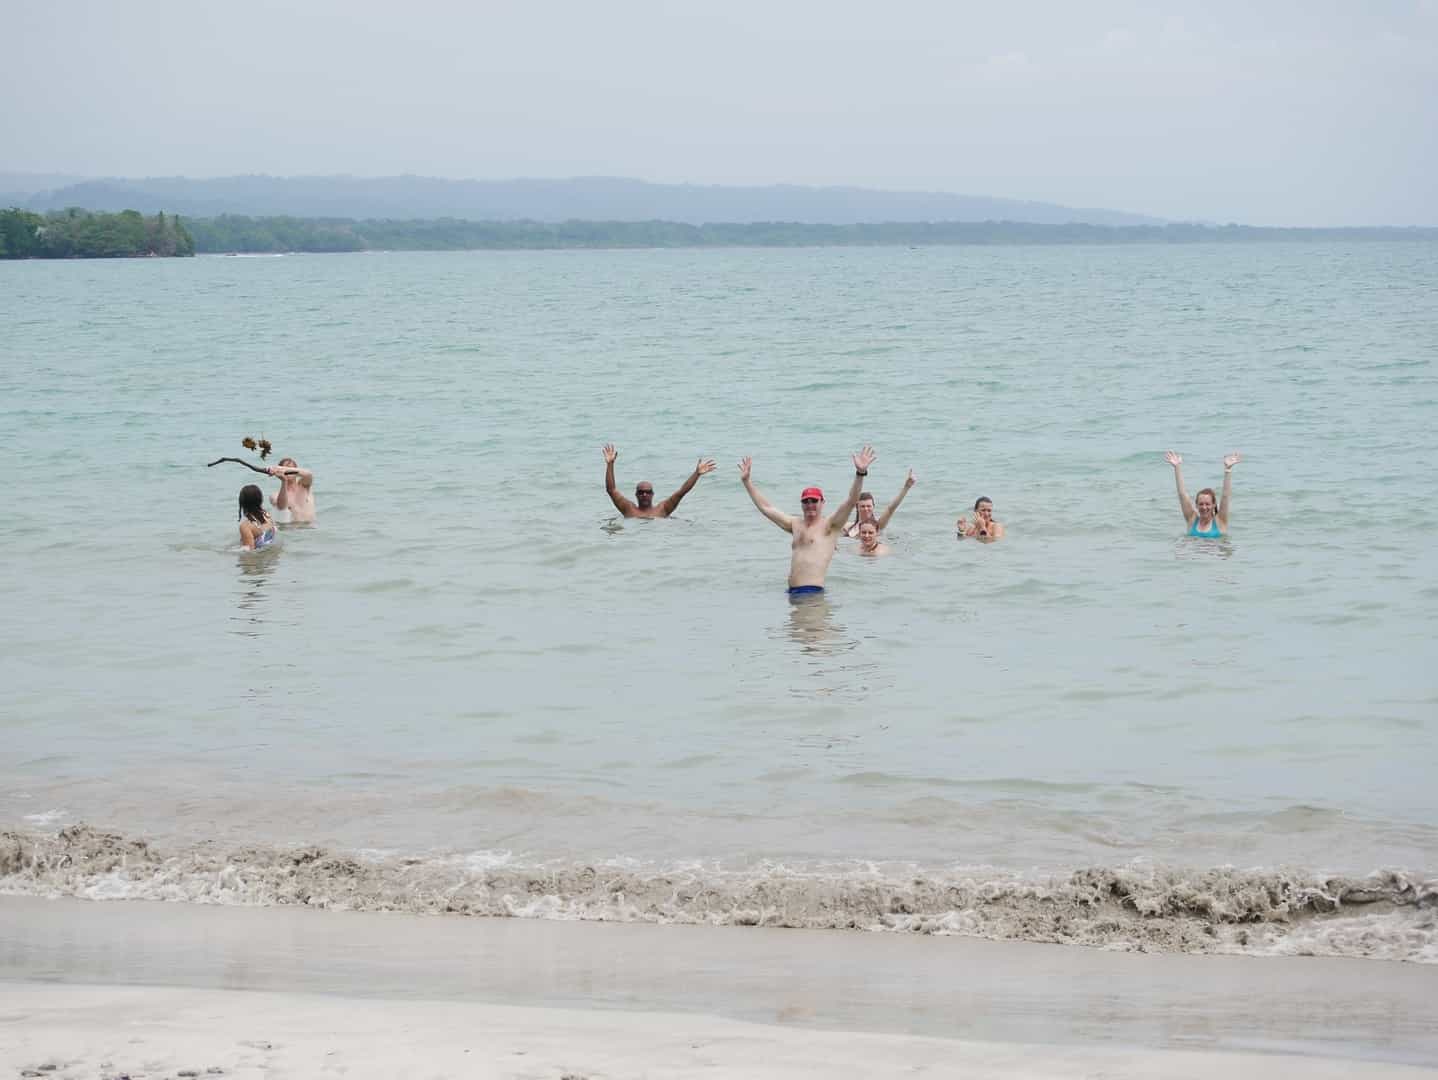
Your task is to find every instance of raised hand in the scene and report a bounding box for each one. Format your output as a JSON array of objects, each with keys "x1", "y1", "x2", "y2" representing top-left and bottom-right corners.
[
  {"x1": 853, "y1": 445, "x2": 877, "y2": 473},
  {"x1": 602, "y1": 444, "x2": 618, "y2": 465},
  {"x1": 1223, "y1": 451, "x2": 1242, "y2": 470},
  {"x1": 696, "y1": 458, "x2": 717, "y2": 476},
  {"x1": 738, "y1": 456, "x2": 753, "y2": 482},
  {"x1": 1164, "y1": 450, "x2": 1182, "y2": 468},
  {"x1": 904, "y1": 468, "x2": 917, "y2": 488}
]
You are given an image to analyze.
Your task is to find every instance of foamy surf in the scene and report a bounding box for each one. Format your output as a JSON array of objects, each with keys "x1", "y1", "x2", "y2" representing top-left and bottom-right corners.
[{"x1": 3, "y1": 825, "x2": 1433, "y2": 963}]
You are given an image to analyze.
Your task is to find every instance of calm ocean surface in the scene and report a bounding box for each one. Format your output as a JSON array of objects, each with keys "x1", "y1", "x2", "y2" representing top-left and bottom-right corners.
[{"x1": 2, "y1": 245, "x2": 1436, "y2": 957}]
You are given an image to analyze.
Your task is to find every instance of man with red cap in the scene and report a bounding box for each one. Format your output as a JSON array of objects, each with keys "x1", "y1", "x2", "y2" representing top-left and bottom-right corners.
[{"x1": 738, "y1": 446, "x2": 876, "y2": 595}]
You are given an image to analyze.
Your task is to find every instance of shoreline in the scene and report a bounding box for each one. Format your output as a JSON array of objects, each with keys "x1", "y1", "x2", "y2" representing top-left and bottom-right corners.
[
  {"x1": 3, "y1": 895, "x2": 1436, "y2": 1072},
  {"x1": 3, "y1": 823, "x2": 1433, "y2": 963},
  {"x1": 6, "y1": 982, "x2": 1437, "y2": 1080}
]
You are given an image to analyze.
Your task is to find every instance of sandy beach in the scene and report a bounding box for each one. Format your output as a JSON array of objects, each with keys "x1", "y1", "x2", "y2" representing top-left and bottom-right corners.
[
  {"x1": 3, "y1": 896, "x2": 1436, "y2": 1078},
  {"x1": 6, "y1": 981, "x2": 1438, "y2": 1080}
]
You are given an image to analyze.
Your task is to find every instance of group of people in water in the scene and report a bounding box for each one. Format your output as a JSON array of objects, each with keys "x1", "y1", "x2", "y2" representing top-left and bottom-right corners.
[
  {"x1": 601, "y1": 444, "x2": 1240, "y2": 595},
  {"x1": 236, "y1": 459, "x2": 316, "y2": 550},
  {"x1": 233, "y1": 444, "x2": 1240, "y2": 596}
]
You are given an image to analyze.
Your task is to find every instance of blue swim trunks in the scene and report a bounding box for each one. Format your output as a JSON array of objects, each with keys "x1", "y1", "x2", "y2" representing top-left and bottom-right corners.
[{"x1": 787, "y1": 584, "x2": 824, "y2": 596}]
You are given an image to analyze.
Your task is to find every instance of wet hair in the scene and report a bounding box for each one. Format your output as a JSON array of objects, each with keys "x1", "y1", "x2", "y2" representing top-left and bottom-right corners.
[
  {"x1": 857, "y1": 520, "x2": 880, "y2": 540},
  {"x1": 974, "y1": 497, "x2": 993, "y2": 511},
  {"x1": 277, "y1": 457, "x2": 297, "y2": 468},
  {"x1": 238, "y1": 484, "x2": 268, "y2": 524},
  {"x1": 851, "y1": 492, "x2": 875, "y2": 523},
  {"x1": 1195, "y1": 487, "x2": 1218, "y2": 514}
]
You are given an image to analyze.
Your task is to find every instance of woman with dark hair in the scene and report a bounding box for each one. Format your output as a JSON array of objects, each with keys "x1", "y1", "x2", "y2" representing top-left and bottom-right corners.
[
  {"x1": 238, "y1": 484, "x2": 278, "y2": 550},
  {"x1": 956, "y1": 497, "x2": 1004, "y2": 541},
  {"x1": 1164, "y1": 451, "x2": 1240, "y2": 537}
]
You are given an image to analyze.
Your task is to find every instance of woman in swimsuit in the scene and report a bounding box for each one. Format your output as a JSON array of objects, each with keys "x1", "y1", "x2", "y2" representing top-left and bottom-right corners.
[
  {"x1": 956, "y1": 497, "x2": 1005, "y2": 541},
  {"x1": 238, "y1": 484, "x2": 278, "y2": 550},
  {"x1": 1164, "y1": 451, "x2": 1240, "y2": 537}
]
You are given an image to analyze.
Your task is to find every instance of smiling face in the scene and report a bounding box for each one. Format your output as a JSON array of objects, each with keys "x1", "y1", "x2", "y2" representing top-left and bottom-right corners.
[
  {"x1": 855, "y1": 495, "x2": 875, "y2": 523},
  {"x1": 635, "y1": 483, "x2": 655, "y2": 510},
  {"x1": 801, "y1": 495, "x2": 823, "y2": 523},
  {"x1": 975, "y1": 500, "x2": 994, "y2": 525},
  {"x1": 857, "y1": 521, "x2": 879, "y2": 550},
  {"x1": 1195, "y1": 489, "x2": 1216, "y2": 520}
]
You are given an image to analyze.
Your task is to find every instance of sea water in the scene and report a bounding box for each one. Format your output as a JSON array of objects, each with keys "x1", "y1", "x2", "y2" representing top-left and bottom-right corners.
[{"x1": 2, "y1": 244, "x2": 1435, "y2": 958}]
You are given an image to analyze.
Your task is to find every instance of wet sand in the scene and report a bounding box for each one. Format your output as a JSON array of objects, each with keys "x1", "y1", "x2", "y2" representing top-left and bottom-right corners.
[{"x1": 2, "y1": 896, "x2": 1435, "y2": 1077}]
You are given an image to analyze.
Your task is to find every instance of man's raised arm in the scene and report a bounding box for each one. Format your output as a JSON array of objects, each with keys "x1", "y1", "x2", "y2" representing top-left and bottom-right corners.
[
  {"x1": 738, "y1": 457, "x2": 793, "y2": 533},
  {"x1": 661, "y1": 457, "x2": 717, "y2": 516},
  {"x1": 828, "y1": 445, "x2": 876, "y2": 531},
  {"x1": 602, "y1": 444, "x2": 636, "y2": 516},
  {"x1": 875, "y1": 469, "x2": 916, "y2": 530}
]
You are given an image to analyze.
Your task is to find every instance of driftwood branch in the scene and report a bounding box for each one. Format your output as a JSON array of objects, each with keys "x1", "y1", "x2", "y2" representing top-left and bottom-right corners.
[{"x1": 208, "y1": 457, "x2": 296, "y2": 476}]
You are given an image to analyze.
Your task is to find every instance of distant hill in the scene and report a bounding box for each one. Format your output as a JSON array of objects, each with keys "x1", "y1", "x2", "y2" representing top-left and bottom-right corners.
[
  {"x1": 16, "y1": 174, "x2": 1165, "y2": 226},
  {"x1": 0, "y1": 171, "x2": 89, "y2": 204}
]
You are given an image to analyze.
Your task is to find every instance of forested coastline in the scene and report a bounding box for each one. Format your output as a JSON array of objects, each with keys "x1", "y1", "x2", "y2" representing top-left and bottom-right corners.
[
  {"x1": 5, "y1": 207, "x2": 1434, "y2": 258},
  {"x1": 1, "y1": 208, "x2": 194, "y2": 258},
  {"x1": 170, "y1": 216, "x2": 1438, "y2": 252}
]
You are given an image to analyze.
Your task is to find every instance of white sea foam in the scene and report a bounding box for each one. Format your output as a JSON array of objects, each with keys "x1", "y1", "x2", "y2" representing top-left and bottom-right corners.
[
  {"x1": 2, "y1": 825, "x2": 1432, "y2": 963},
  {"x1": 21, "y1": 810, "x2": 68, "y2": 826}
]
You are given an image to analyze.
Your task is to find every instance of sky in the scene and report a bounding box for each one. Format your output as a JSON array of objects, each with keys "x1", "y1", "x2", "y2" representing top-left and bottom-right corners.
[{"x1": 4, "y1": 0, "x2": 1436, "y2": 225}]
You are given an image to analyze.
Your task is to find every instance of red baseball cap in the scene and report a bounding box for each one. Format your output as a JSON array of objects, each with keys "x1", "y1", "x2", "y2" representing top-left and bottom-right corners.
[{"x1": 801, "y1": 487, "x2": 824, "y2": 501}]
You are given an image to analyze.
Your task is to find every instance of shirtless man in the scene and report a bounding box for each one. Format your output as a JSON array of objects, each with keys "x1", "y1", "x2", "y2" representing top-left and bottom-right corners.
[
  {"x1": 855, "y1": 519, "x2": 891, "y2": 557},
  {"x1": 603, "y1": 444, "x2": 716, "y2": 518},
  {"x1": 267, "y1": 457, "x2": 315, "y2": 523},
  {"x1": 843, "y1": 470, "x2": 916, "y2": 537},
  {"x1": 739, "y1": 446, "x2": 876, "y2": 595},
  {"x1": 956, "y1": 497, "x2": 1004, "y2": 541}
]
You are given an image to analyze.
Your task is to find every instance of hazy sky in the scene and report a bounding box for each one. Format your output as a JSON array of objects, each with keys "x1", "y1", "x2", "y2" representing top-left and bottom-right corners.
[{"x1": 5, "y1": 0, "x2": 1436, "y2": 224}]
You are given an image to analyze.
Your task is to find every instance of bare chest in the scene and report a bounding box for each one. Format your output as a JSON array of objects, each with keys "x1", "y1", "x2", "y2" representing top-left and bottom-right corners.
[{"x1": 790, "y1": 523, "x2": 831, "y2": 550}]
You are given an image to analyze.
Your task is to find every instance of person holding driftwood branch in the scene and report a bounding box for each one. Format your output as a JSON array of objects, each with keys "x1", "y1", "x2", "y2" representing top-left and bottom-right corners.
[
  {"x1": 208, "y1": 437, "x2": 317, "y2": 525},
  {"x1": 267, "y1": 456, "x2": 315, "y2": 523}
]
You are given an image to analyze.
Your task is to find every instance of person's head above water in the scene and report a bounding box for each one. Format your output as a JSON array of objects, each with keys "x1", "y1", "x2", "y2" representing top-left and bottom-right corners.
[
  {"x1": 238, "y1": 484, "x2": 266, "y2": 523},
  {"x1": 973, "y1": 497, "x2": 996, "y2": 533},
  {"x1": 634, "y1": 482, "x2": 655, "y2": 511},
  {"x1": 857, "y1": 519, "x2": 881, "y2": 551},
  {"x1": 1194, "y1": 487, "x2": 1218, "y2": 521},
  {"x1": 800, "y1": 486, "x2": 824, "y2": 523},
  {"x1": 852, "y1": 492, "x2": 875, "y2": 523}
]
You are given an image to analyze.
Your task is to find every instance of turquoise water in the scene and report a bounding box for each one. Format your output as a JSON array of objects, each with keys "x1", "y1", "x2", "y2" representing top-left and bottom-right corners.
[{"x1": 2, "y1": 245, "x2": 1435, "y2": 956}]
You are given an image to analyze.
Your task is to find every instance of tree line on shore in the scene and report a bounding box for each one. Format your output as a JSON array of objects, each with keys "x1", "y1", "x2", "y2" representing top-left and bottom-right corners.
[
  {"x1": 4, "y1": 207, "x2": 1434, "y2": 258},
  {"x1": 1, "y1": 207, "x2": 194, "y2": 258},
  {"x1": 181, "y1": 216, "x2": 1438, "y2": 252}
]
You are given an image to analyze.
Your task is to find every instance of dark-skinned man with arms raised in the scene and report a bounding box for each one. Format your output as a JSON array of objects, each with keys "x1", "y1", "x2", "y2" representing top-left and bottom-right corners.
[{"x1": 602, "y1": 444, "x2": 716, "y2": 518}]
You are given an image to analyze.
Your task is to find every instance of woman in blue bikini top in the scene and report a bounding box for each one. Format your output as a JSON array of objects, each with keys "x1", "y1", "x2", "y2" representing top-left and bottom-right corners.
[
  {"x1": 237, "y1": 484, "x2": 278, "y2": 550},
  {"x1": 1164, "y1": 450, "x2": 1240, "y2": 538}
]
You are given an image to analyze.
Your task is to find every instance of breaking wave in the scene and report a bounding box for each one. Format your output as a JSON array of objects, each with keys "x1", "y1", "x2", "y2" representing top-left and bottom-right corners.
[{"x1": 2, "y1": 825, "x2": 1434, "y2": 962}]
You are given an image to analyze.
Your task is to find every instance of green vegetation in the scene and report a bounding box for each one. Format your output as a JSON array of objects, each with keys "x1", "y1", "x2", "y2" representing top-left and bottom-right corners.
[
  {"x1": 0, "y1": 207, "x2": 194, "y2": 258},
  {"x1": 5, "y1": 209, "x2": 1434, "y2": 258},
  {"x1": 183, "y1": 216, "x2": 1438, "y2": 253}
]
